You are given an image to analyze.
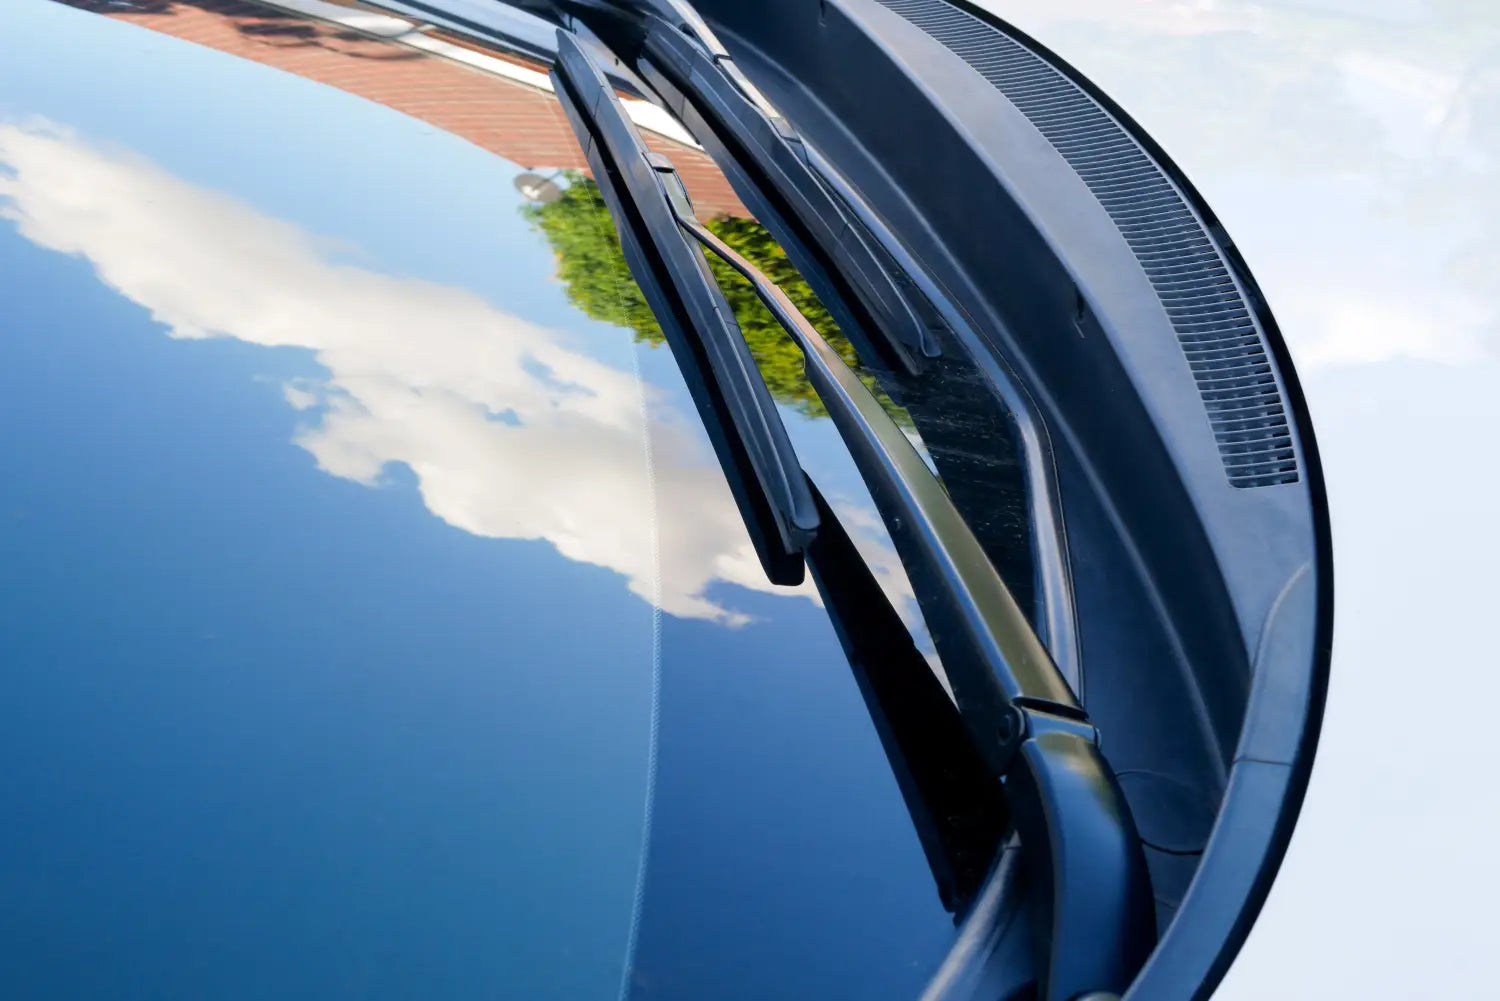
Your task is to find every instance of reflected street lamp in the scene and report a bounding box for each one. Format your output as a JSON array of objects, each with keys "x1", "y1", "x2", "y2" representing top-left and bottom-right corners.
[{"x1": 514, "y1": 170, "x2": 564, "y2": 204}]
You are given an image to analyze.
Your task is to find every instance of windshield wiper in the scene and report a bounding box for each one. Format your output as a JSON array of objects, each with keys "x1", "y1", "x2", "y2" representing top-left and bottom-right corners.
[
  {"x1": 551, "y1": 29, "x2": 819, "y2": 585},
  {"x1": 553, "y1": 30, "x2": 1154, "y2": 1000}
]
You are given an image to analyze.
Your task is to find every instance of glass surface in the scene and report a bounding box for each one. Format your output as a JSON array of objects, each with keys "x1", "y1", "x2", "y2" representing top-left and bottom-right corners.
[{"x1": 1, "y1": 3, "x2": 961, "y2": 1000}]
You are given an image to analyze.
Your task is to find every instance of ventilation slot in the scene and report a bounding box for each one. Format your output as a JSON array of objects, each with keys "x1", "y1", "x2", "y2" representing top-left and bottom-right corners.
[{"x1": 875, "y1": 0, "x2": 1298, "y2": 488}]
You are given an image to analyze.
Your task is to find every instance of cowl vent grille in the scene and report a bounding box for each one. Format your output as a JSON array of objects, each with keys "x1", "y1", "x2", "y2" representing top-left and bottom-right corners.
[{"x1": 875, "y1": 0, "x2": 1298, "y2": 488}]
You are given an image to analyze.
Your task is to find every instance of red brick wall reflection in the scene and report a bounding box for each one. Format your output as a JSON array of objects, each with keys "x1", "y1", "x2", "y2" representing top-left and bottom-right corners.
[{"x1": 58, "y1": 0, "x2": 749, "y2": 218}]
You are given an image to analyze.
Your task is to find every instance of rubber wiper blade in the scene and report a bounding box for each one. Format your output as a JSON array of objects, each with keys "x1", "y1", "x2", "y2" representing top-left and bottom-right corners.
[
  {"x1": 630, "y1": 11, "x2": 939, "y2": 375},
  {"x1": 551, "y1": 30, "x2": 818, "y2": 584},
  {"x1": 672, "y1": 197, "x2": 1157, "y2": 1000}
]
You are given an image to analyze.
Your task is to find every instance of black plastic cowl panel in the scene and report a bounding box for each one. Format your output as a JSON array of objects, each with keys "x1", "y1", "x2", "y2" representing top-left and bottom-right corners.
[{"x1": 876, "y1": 0, "x2": 1297, "y2": 490}]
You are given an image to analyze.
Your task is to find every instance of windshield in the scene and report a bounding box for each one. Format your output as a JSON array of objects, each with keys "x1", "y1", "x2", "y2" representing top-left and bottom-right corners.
[{"x1": 1, "y1": 3, "x2": 967, "y2": 999}]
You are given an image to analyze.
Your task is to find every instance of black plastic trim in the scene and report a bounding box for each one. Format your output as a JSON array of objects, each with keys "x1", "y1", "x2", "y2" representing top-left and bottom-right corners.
[{"x1": 872, "y1": 0, "x2": 1297, "y2": 490}]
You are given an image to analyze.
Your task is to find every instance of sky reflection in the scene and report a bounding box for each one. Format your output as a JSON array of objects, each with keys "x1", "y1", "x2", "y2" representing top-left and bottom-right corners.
[{"x1": 0, "y1": 117, "x2": 830, "y2": 623}]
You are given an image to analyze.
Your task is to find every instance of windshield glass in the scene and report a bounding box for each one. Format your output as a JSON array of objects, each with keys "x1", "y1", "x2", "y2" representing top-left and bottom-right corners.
[{"x1": 1, "y1": 2, "x2": 964, "y2": 999}]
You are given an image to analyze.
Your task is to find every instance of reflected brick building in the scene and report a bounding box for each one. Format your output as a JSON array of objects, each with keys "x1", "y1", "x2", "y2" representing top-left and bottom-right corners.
[{"x1": 58, "y1": 0, "x2": 749, "y2": 217}]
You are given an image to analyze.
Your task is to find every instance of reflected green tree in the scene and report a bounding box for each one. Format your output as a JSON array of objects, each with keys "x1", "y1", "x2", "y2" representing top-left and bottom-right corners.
[{"x1": 523, "y1": 171, "x2": 880, "y2": 420}]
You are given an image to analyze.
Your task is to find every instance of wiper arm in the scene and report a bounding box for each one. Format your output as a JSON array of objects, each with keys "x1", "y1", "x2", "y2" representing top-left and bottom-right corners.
[
  {"x1": 672, "y1": 175, "x2": 1156, "y2": 1001},
  {"x1": 554, "y1": 28, "x2": 1153, "y2": 1000},
  {"x1": 551, "y1": 30, "x2": 819, "y2": 585},
  {"x1": 624, "y1": 6, "x2": 939, "y2": 376}
]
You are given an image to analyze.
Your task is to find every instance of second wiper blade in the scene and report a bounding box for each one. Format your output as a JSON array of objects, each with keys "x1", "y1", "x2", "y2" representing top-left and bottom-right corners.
[
  {"x1": 551, "y1": 29, "x2": 818, "y2": 584},
  {"x1": 632, "y1": 18, "x2": 939, "y2": 376}
]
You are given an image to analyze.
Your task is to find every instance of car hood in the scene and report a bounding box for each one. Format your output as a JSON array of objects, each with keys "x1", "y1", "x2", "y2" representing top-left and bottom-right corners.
[{"x1": 979, "y1": 1, "x2": 1500, "y2": 996}]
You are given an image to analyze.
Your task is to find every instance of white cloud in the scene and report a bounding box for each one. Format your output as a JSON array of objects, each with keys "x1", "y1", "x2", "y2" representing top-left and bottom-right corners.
[
  {"x1": 0, "y1": 120, "x2": 828, "y2": 623},
  {"x1": 1281, "y1": 285, "x2": 1491, "y2": 369}
]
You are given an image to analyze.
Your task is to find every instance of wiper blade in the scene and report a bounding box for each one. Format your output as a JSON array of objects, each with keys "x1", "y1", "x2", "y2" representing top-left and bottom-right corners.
[
  {"x1": 627, "y1": 8, "x2": 940, "y2": 375},
  {"x1": 551, "y1": 30, "x2": 819, "y2": 585},
  {"x1": 676, "y1": 211, "x2": 1066, "y2": 708},
  {"x1": 555, "y1": 27, "x2": 1153, "y2": 1000}
]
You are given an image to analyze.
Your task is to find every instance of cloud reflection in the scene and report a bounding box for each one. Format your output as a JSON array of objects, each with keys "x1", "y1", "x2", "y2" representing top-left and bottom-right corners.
[{"x1": 0, "y1": 120, "x2": 827, "y2": 624}]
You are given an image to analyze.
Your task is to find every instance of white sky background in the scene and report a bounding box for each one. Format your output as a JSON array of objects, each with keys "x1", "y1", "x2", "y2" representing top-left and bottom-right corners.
[{"x1": 967, "y1": 2, "x2": 1500, "y2": 997}]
